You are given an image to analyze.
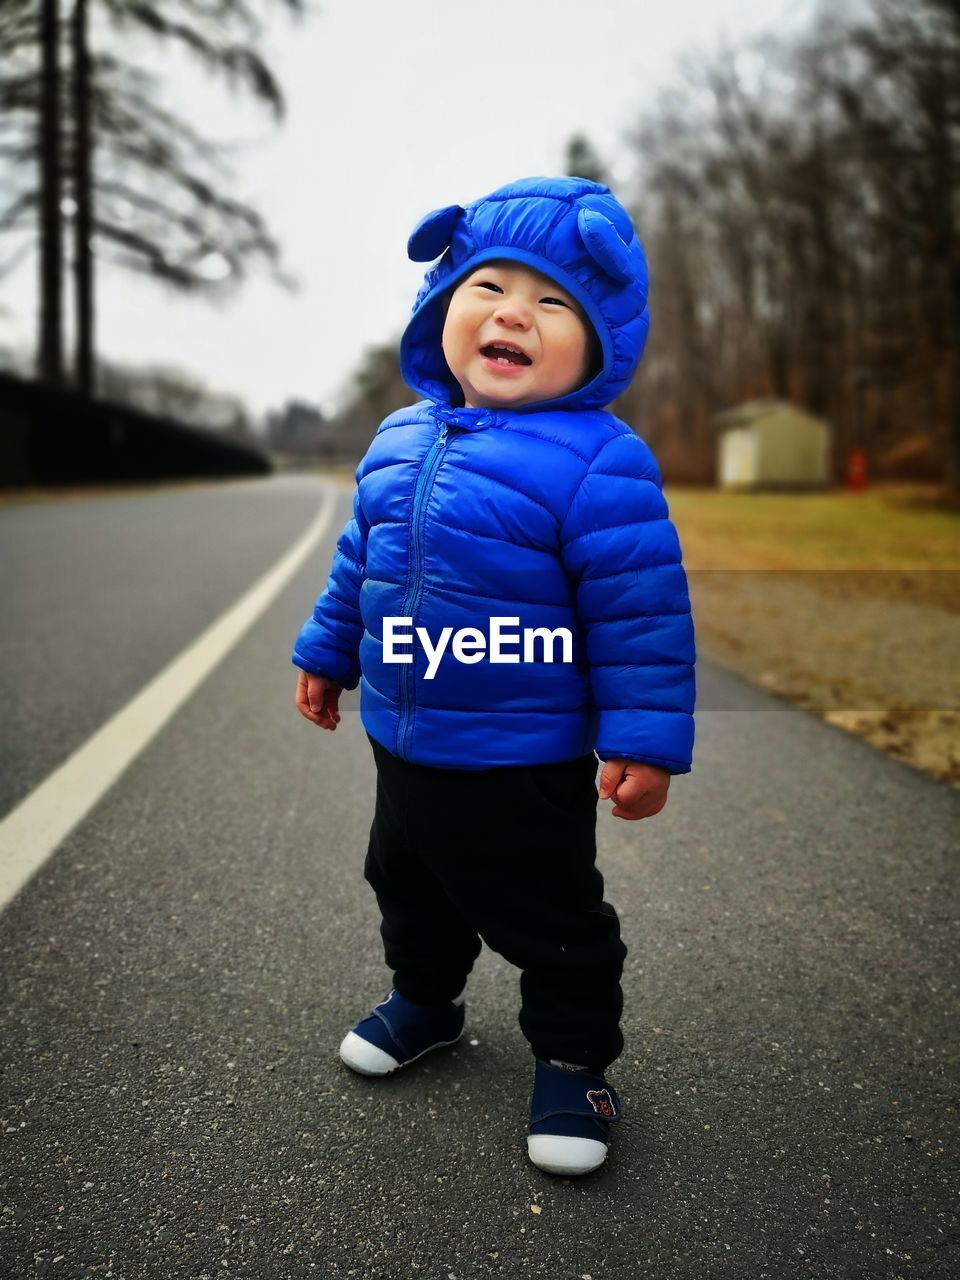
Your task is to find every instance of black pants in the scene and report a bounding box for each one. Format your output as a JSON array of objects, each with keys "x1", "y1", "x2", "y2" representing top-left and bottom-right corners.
[{"x1": 363, "y1": 733, "x2": 627, "y2": 1071}]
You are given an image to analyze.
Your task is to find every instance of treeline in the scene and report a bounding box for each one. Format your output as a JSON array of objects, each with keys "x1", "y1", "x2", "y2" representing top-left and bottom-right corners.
[{"x1": 618, "y1": 0, "x2": 959, "y2": 485}]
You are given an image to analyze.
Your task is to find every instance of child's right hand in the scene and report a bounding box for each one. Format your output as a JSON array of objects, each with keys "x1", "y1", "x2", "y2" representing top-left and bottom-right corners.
[{"x1": 295, "y1": 671, "x2": 342, "y2": 730}]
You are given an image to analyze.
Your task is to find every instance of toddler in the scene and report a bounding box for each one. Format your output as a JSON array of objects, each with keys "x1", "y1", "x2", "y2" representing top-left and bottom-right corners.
[{"x1": 292, "y1": 176, "x2": 695, "y2": 1177}]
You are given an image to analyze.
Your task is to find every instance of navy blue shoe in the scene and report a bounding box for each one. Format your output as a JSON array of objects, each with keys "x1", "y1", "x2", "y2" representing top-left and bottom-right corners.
[
  {"x1": 527, "y1": 1058, "x2": 622, "y2": 1175},
  {"x1": 338, "y1": 988, "x2": 466, "y2": 1076}
]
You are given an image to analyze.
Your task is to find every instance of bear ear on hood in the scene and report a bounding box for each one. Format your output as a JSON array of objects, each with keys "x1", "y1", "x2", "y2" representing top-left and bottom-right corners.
[
  {"x1": 577, "y1": 208, "x2": 648, "y2": 308},
  {"x1": 407, "y1": 203, "x2": 464, "y2": 262}
]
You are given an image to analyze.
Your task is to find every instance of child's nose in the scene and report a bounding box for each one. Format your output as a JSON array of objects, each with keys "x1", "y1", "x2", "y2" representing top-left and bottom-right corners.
[{"x1": 494, "y1": 297, "x2": 532, "y2": 326}]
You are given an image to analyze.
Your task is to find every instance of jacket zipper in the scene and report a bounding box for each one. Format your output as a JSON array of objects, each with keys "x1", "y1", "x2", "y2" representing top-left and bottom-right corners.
[{"x1": 396, "y1": 420, "x2": 448, "y2": 759}]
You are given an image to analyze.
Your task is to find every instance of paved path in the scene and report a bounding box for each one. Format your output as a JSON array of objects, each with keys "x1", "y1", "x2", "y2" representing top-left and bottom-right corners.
[{"x1": 1, "y1": 477, "x2": 957, "y2": 1278}]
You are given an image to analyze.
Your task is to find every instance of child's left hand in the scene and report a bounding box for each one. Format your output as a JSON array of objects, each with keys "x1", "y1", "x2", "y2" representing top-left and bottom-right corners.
[{"x1": 598, "y1": 759, "x2": 670, "y2": 820}]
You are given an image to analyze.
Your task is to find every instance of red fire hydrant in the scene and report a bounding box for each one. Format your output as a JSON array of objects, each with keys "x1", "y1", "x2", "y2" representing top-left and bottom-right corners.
[{"x1": 847, "y1": 446, "x2": 868, "y2": 491}]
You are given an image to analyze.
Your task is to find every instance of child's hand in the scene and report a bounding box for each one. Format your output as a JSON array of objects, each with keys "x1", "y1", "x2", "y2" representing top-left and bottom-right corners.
[
  {"x1": 295, "y1": 671, "x2": 342, "y2": 730},
  {"x1": 598, "y1": 758, "x2": 670, "y2": 820}
]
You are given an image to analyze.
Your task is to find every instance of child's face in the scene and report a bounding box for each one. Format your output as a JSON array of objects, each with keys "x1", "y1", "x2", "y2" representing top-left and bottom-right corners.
[{"x1": 440, "y1": 261, "x2": 593, "y2": 410}]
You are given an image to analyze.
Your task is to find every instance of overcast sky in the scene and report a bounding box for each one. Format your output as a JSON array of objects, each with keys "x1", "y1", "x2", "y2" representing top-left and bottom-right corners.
[{"x1": 1, "y1": 0, "x2": 819, "y2": 419}]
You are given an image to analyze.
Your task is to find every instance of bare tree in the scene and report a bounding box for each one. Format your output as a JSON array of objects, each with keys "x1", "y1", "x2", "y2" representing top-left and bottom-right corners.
[
  {"x1": 1, "y1": 0, "x2": 306, "y2": 397},
  {"x1": 836, "y1": 0, "x2": 960, "y2": 489},
  {"x1": 564, "y1": 133, "x2": 609, "y2": 185},
  {"x1": 620, "y1": 0, "x2": 959, "y2": 490},
  {"x1": 72, "y1": 0, "x2": 93, "y2": 394},
  {"x1": 40, "y1": 0, "x2": 64, "y2": 386}
]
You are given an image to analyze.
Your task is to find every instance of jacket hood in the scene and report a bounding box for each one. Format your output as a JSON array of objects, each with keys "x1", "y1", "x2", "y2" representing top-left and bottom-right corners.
[{"x1": 399, "y1": 176, "x2": 651, "y2": 414}]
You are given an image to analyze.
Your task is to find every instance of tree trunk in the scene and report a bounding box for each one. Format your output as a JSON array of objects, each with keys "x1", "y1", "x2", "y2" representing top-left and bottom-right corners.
[
  {"x1": 72, "y1": 0, "x2": 94, "y2": 397},
  {"x1": 929, "y1": 48, "x2": 959, "y2": 495},
  {"x1": 948, "y1": 264, "x2": 960, "y2": 495},
  {"x1": 38, "y1": 0, "x2": 63, "y2": 387}
]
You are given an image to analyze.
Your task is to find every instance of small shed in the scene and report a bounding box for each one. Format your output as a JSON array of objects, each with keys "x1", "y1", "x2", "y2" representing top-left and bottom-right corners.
[{"x1": 713, "y1": 399, "x2": 831, "y2": 490}]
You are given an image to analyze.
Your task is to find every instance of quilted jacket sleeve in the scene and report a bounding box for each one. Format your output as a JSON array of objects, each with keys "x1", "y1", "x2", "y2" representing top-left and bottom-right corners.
[
  {"x1": 291, "y1": 481, "x2": 369, "y2": 691},
  {"x1": 560, "y1": 431, "x2": 696, "y2": 774}
]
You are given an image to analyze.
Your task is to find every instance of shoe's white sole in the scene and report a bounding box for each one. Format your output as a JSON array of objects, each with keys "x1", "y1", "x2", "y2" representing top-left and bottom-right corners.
[
  {"x1": 338, "y1": 1029, "x2": 463, "y2": 1077},
  {"x1": 338, "y1": 1031, "x2": 401, "y2": 1076},
  {"x1": 527, "y1": 1134, "x2": 609, "y2": 1176}
]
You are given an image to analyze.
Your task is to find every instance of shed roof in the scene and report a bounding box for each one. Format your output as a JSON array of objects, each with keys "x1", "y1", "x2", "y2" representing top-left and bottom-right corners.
[{"x1": 712, "y1": 398, "x2": 828, "y2": 434}]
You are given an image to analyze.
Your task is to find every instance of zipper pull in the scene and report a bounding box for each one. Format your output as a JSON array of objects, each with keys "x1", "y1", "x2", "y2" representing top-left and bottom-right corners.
[{"x1": 437, "y1": 423, "x2": 448, "y2": 448}]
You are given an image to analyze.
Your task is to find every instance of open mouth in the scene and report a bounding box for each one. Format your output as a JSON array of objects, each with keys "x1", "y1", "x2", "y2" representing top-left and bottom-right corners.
[{"x1": 480, "y1": 343, "x2": 532, "y2": 366}]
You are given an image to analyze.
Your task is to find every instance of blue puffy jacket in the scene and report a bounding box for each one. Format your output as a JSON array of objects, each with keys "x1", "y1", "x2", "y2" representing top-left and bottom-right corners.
[{"x1": 292, "y1": 176, "x2": 696, "y2": 773}]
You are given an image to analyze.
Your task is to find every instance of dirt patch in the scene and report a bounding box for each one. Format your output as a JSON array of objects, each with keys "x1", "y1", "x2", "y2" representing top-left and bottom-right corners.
[{"x1": 687, "y1": 567, "x2": 960, "y2": 788}]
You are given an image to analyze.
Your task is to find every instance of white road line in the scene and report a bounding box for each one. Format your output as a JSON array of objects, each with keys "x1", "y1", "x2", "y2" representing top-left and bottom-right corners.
[{"x1": 0, "y1": 491, "x2": 337, "y2": 911}]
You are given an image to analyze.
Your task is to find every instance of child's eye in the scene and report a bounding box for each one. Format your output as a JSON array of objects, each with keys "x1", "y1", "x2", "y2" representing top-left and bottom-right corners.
[{"x1": 474, "y1": 281, "x2": 568, "y2": 307}]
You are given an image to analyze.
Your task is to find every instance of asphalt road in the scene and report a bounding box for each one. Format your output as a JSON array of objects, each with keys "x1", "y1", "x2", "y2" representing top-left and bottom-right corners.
[{"x1": 1, "y1": 475, "x2": 957, "y2": 1279}]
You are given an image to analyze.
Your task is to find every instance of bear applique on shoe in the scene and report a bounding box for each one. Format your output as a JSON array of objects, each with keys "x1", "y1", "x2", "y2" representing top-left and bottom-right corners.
[{"x1": 527, "y1": 1057, "x2": 622, "y2": 1176}]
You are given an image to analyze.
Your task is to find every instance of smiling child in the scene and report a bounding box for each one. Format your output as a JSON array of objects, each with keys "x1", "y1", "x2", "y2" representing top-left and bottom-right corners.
[{"x1": 291, "y1": 176, "x2": 696, "y2": 1177}]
